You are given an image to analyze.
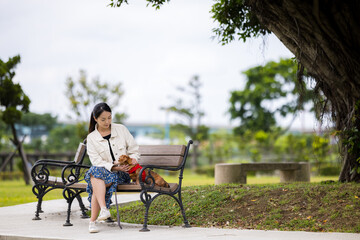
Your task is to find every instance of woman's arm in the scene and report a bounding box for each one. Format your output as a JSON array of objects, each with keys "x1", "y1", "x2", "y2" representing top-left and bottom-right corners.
[
  {"x1": 123, "y1": 126, "x2": 140, "y2": 161},
  {"x1": 111, "y1": 164, "x2": 131, "y2": 172},
  {"x1": 87, "y1": 136, "x2": 114, "y2": 172}
]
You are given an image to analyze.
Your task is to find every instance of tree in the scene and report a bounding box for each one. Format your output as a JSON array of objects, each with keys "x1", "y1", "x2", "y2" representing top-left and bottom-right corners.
[
  {"x1": 0, "y1": 55, "x2": 32, "y2": 184},
  {"x1": 312, "y1": 134, "x2": 331, "y2": 174},
  {"x1": 20, "y1": 112, "x2": 57, "y2": 132},
  {"x1": 19, "y1": 112, "x2": 58, "y2": 152},
  {"x1": 274, "y1": 133, "x2": 311, "y2": 162},
  {"x1": 111, "y1": 0, "x2": 360, "y2": 182},
  {"x1": 65, "y1": 69, "x2": 126, "y2": 139},
  {"x1": 46, "y1": 124, "x2": 83, "y2": 153},
  {"x1": 210, "y1": 0, "x2": 360, "y2": 182},
  {"x1": 229, "y1": 58, "x2": 314, "y2": 135},
  {"x1": 0, "y1": 112, "x2": 12, "y2": 152},
  {"x1": 161, "y1": 75, "x2": 209, "y2": 169},
  {"x1": 202, "y1": 129, "x2": 237, "y2": 165}
]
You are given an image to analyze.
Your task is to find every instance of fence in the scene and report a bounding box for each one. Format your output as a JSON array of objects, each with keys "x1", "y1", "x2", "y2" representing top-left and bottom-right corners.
[{"x1": 0, "y1": 152, "x2": 76, "y2": 172}]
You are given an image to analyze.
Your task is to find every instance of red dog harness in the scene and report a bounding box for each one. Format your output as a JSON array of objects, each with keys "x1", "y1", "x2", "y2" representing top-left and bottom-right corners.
[{"x1": 128, "y1": 164, "x2": 146, "y2": 182}]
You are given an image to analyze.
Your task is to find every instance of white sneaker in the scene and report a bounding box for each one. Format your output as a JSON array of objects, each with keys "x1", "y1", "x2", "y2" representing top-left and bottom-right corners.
[
  {"x1": 89, "y1": 221, "x2": 99, "y2": 233},
  {"x1": 97, "y1": 207, "x2": 111, "y2": 221}
]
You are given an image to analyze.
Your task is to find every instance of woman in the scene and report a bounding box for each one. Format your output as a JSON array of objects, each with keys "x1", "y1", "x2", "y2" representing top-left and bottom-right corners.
[{"x1": 84, "y1": 102, "x2": 140, "y2": 233}]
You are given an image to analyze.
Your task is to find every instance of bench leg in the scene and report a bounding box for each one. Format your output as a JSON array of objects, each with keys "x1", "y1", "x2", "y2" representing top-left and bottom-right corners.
[
  {"x1": 33, "y1": 197, "x2": 43, "y2": 220},
  {"x1": 140, "y1": 203, "x2": 150, "y2": 232},
  {"x1": 176, "y1": 191, "x2": 191, "y2": 228},
  {"x1": 139, "y1": 190, "x2": 191, "y2": 231},
  {"x1": 63, "y1": 188, "x2": 79, "y2": 226},
  {"x1": 75, "y1": 195, "x2": 89, "y2": 219},
  {"x1": 32, "y1": 185, "x2": 47, "y2": 220},
  {"x1": 139, "y1": 191, "x2": 152, "y2": 232}
]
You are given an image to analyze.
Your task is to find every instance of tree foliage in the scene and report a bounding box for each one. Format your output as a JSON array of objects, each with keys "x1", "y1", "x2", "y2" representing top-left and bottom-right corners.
[
  {"x1": 161, "y1": 75, "x2": 209, "y2": 168},
  {"x1": 65, "y1": 69, "x2": 126, "y2": 139},
  {"x1": 162, "y1": 76, "x2": 208, "y2": 141},
  {"x1": 201, "y1": 129, "x2": 238, "y2": 165},
  {"x1": 0, "y1": 55, "x2": 31, "y2": 184},
  {"x1": 229, "y1": 58, "x2": 314, "y2": 134},
  {"x1": 20, "y1": 112, "x2": 57, "y2": 132},
  {"x1": 65, "y1": 69, "x2": 126, "y2": 121},
  {"x1": 46, "y1": 124, "x2": 83, "y2": 152},
  {"x1": 0, "y1": 55, "x2": 30, "y2": 126},
  {"x1": 211, "y1": 0, "x2": 270, "y2": 44},
  {"x1": 108, "y1": 0, "x2": 169, "y2": 9},
  {"x1": 18, "y1": 112, "x2": 58, "y2": 152}
]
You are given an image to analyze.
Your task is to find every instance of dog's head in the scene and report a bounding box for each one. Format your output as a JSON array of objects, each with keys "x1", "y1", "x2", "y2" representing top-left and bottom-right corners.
[{"x1": 118, "y1": 155, "x2": 132, "y2": 165}]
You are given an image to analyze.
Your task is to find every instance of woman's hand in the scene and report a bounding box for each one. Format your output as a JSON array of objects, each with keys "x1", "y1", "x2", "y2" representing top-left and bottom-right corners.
[{"x1": 111, "y1": 164, "x2": 131, "y2": 173}]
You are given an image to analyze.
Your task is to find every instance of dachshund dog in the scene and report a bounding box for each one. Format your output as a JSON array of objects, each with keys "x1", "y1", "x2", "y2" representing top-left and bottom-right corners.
[{"x1": 116, "y1": 155, "x2": 170, "y2": 188}]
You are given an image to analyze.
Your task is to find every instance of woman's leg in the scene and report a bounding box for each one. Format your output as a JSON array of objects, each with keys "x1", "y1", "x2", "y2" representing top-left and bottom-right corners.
[
  {"x1": 90, "y1": 176, "x2": 113, "y2": 221},
  {"x1": 90, "y1": 194, "x2": 100, "y2": 222},
  {"x1": 91, "y1": 176, "x2": 107, "y2": 208}
]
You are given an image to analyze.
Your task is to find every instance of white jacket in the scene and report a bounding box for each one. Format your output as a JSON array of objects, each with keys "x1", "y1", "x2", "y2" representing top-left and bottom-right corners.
[{"x1": 86, "y1": 123, "x2": 140, "y2": 172}]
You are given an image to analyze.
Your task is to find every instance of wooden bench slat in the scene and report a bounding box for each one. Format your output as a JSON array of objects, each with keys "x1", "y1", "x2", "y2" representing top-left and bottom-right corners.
[
  {"x1": 65, "y1": 182, "x2": 179, "y2": 193},
  {"x1": 43, "y1": 177, "x2": 65, "y2": 187},
  {"x1": 139, "y1": 145, "x2": 186, "y2": 156},
  {"x1": 70, "y1": 182, "x2": 87, "y2": 189},
  {"x1": 139, "y1": 155, "x2": 183, "y2": 167},
  {"x1": 74, "y1": 143, "x2": 86, "y2": 164},
  {"x1": 116, "y1": 183, "x2": 178, "y2": 193}
]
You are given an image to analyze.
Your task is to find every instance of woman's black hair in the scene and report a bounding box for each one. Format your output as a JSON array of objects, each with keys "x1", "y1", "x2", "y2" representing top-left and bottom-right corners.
[{"x1": 88, "y1": 102, "x2": 112, "y2": 133}]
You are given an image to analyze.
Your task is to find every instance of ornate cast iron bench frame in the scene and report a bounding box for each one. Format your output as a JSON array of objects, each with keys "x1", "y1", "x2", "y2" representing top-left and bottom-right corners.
[
  {"x1": 31, "y1": 140, "x2": 193, "y2": 232},
  {"x1": 31, "y1": 141, "x2": 89, "y2": 222}
]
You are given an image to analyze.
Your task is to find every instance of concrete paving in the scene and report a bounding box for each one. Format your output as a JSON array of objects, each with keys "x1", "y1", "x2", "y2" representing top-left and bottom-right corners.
[{"x1": 0, "y1": 193, "x2": 359, "y2": 240}]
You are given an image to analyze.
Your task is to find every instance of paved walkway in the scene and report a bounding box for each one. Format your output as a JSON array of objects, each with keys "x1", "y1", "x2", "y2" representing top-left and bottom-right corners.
[{"x1": 0, "y1": 193, "x2": 359, "y2": 240}]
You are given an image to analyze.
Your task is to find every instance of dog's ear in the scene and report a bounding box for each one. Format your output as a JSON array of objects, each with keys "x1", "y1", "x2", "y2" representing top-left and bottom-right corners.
[
  {"x1": 126, "y1": 156, "x2": 132, "y2": 164},
  {"x1": 118, "y1": 155, "x2": 127, "y2": 163}
]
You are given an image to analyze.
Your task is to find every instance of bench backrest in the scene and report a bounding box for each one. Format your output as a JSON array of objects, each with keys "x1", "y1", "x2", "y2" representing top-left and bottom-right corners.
[
  {"x1": 73, "y1": 140, "x2": 191, "y2": 168},
  {"x1": 74, "y1": 142, "x2": 86, "y2": 164},
  {"x1": 138, "y1": 145, "x2": 186, "y2": 167}
]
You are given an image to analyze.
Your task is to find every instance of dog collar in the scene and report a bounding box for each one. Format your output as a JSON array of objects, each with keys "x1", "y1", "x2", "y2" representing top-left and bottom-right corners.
[
  {"x1": 128, "y1": 164, "x2": 146, "y2": 182},
  {"x1": 129, "y1": 164, "x2": 142, "y2": 174}
]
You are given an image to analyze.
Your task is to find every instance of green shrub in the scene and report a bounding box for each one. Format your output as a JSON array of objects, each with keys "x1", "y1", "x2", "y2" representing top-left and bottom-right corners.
[
  {"x1": 194, "y1": 165, "x2": 215, "y2": 177},
  {"x1": 319, "y1": 166, "x2": 340, "y2": 176},
  {"x1": 0, "y1": 171, "x2": 24, "y2": 180}
]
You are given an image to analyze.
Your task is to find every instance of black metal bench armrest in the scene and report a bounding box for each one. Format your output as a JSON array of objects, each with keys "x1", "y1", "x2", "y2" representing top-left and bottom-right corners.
[
  {"x1": 61, "y1": 163, "x2": 90, "y2": 186},
  {"x1": 31, "y1": 160, "x2": 75, "y2": 184},
  {"x1": 34, "y1": 159, "x2": 75, "y2": 165},
  {"x1": 138, "y1": 165, "x2": 185, "y2": 192}
]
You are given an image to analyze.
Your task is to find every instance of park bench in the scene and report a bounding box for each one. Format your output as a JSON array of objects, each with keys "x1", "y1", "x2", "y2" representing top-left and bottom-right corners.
[
  {"x1": 31, "y1": 141, "x2": 89, "y2": 221},
  {"x1": 31, "y1": 140, "x2": 193, "y2": 232},
  {"x1": 215, "y1": 162, "x2": 310, "y2": 184}
]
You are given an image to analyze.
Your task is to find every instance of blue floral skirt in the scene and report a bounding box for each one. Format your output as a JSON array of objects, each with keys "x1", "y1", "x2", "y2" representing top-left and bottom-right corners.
[{"x1": 84, "y1": 166, "x2": 130, "y2": 209}]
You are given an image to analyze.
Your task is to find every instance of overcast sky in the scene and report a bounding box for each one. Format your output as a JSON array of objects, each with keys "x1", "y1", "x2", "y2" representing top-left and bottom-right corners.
[{"x1": 0, "y1": 0, "x2": 318, "y2": 130}]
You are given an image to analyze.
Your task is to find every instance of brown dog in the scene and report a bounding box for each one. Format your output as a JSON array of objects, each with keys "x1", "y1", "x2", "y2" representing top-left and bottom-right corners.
[{"x1": 117, "y1": 155, "x2": 170, "y2": 188}]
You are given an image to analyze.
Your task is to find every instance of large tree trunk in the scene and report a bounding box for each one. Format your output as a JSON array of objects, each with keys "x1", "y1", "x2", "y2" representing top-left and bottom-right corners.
[
  {"x1": 10, "y1": 124, "x2": 31, "y2": 185},
  {"x1": 247, "y1": 0, "x2": 360, "y2": 181}
]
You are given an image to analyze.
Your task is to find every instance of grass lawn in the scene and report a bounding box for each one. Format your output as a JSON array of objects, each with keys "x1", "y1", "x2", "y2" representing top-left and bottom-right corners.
[
  {"x1": 115, "y1": 181, "x2": 360, "y2": 233},
  {"x1": 163, "y1": 173, "x2": 338, "y2": 185},
  {"x1": 1, "y1": 174, "x2": 356, "y2": 233},
  {"x1": 0, "y1": 179, "x2": 64, "y2": 207},
  {"x1": 0, "y1": 174, "x2": 338, "y2": 207}
]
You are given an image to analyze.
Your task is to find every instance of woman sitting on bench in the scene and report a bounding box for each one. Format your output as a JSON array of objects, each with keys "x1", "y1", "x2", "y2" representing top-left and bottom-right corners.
[{"x1": 84, "y1": 102, "x2": 140, "y2": 233}]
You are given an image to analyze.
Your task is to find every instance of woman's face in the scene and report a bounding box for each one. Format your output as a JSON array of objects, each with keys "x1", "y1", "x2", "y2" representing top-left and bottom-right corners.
[{"x1": 95, "y1": 111, "x2": 112, "y2": 130}]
